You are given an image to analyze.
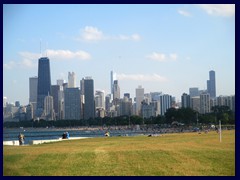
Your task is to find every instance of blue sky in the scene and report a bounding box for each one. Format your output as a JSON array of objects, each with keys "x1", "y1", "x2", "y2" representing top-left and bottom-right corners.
[{"x1": 3, "y1": 4, "x2": 235, "y2": 105}]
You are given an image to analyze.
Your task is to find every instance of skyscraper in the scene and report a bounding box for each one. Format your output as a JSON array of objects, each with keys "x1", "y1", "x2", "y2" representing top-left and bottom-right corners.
[
  {"x1": 135, "y1": 85, "x2": 144, "y2": 115},
  {"x1": 64, "y1": 88, "x2": 81, "y2": 120},
  {"x1": 200, "y1": 92, "x2": 210, "y2": 114},
  {"x1": 44, "y1": 95, "x2": 55, "y2": 120},
  {"x1": 37, "y1": 57, "x2": 51, "y2": 117},
  {"x1": 82, "y1": 77, "x2": 95, "y2": 120},
  {"x1": 113, "y1": 80, "x2": 120, "y2": 100},
  {"x1": 159, "y1": 94, "x2": 172, "y2": 116},
  {"x1": 110, "y1": 70, "x2": 117, "y2": 95},
  {"x1": 181, "y1": 93, "x2": 190, "y2": 108},
  {"x1": 29, "y1": 76, "x2": 38, "y2": 103},
  {"x1": 207, "y1": 70, "x2": 216, "y2": 98},
  {"x1": 95, "y1": 90, "x2": 105, "y2": 109},
  {"x1": 51, "y1": 85, "x2": 60, "y2": 119},
  {"x1": 68, "y1": 72, "x2": 76, "y2": 88}
]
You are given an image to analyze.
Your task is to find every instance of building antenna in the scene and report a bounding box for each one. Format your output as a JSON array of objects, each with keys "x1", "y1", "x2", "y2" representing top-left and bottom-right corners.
[
  {"x1": 40, "y1": 39, "x2": 42, "y2": 57},
  {"x1": 46, "y1": 42, "x2": 48, "y2": 57}
]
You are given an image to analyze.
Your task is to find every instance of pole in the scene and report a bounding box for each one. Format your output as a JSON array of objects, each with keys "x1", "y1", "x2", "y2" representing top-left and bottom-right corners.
[{"x1": 219, "y1": 120, "x2": 222, "y2": 142}]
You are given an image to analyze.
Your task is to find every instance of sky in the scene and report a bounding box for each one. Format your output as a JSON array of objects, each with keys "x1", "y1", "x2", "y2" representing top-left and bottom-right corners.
[{"x1": 3, "y1": 4, "x2": 235, "y2": 105}]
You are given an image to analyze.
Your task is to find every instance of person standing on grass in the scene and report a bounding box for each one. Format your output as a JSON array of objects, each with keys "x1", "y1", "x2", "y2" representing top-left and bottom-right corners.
[{"x1": 18, "y1": 133, "x2": 25, "y2": 145}]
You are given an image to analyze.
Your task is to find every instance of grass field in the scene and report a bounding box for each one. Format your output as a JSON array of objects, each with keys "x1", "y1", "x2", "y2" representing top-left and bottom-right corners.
[{"x1": 3, "y1": 130, "x2": 235, "y2": 176}]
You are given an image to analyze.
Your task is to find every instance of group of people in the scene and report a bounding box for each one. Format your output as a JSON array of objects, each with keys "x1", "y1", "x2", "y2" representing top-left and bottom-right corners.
[
  {"x1": 62, "y1": 132, "x2": 70, "y2": 139},
  {"x1": 18, "y1": 133, "x2": 25, "y2": 145}
]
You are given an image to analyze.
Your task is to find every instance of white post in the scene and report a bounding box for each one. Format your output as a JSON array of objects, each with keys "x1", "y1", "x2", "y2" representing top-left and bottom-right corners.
[{"x1": 219, "y1": 120, "x2": 222, "y2": 142}]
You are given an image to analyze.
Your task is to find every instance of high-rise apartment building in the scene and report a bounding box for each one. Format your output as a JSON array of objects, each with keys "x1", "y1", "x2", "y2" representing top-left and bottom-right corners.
[
  {"x1": 44, "y1": 95, "x2": 54, "y2": 120},
  {"x1": 64, "y1": 88, "x2": 81, "y2": 120},
  {"x1": 200, "y1": 92, "x2": 210, "y2": 114},
  {"x1": 159, "y1": 94, "x2": 172, "y2": 116},
  {"x1": 207, "y1": 70, "x2": 216, "y2": 98},
  {"x1": 181, "y1": 93, "x2": 190, "y2": 108},
  {"x1": 36, "y1": 57, "x2": 51, "y2": 117},
  {"x1": 190, "y1": 96, "x2": 200, "y2": 113},
  {"x1": 68, "y1": 72, "x2": 76, "y2": 88}
]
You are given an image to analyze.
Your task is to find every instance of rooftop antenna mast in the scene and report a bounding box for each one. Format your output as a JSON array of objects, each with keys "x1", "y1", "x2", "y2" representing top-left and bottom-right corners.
[
  {"x1": 46, "y1": 42, "x2": 48, "y2": 57},
  {"x1": 40, "y1": 39, "x2": 42, "y2": 57}
]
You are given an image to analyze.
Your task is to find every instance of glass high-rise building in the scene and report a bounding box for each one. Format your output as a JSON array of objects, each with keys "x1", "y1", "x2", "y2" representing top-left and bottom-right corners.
[
  {"x1": 207, "y1": 70, "x2": 216, "y2": 98},
  {"x1": 64, "y1": 88, "x2": 81, "y2": 120},
  {"x1": 135, "y1": 85, "x2": 144, "y2": 115},
  {"x1": 36, "y1": 57, "x2": 51, "y2": 116},
  {"x1": 82, "y1": 77, "x2": 95, "y2": 120},
  {"x1": 29, "y1": 76, "x2": 38, "y2": 103}
]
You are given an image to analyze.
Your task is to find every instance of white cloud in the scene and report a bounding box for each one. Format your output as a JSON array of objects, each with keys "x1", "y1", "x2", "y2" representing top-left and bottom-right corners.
[
  {"x1": 46, "y1": 49, "x2": 91, "y2": 60},
  {"x1": 146, "y1": 52, "x2": 178, "y2": 62},
  {"x1": 116, "y1": 73, "x2": 168, "y2": 82},
  {"x1": 4, "y1": 49, "x2": 90, "y2": 70},
  {"x1": 81, "y1": 26, "x2": 104, "y2": 41},
  {"x1": 178, "y1": 10, "x2": 191, "y2": 17},
  {"x1": 76, "y1": 26, "x2": 141, "y2": 42},
  {"x1": 197, "y1": 4, "x2": 235, "y2": 17},
  {"x1": 146, "y1": 52, "x2": 166, "y2": 62}
]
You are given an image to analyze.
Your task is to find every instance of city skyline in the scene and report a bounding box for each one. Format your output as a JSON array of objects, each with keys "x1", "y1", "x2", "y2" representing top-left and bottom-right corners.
[{"x1": 3, "y1": 4, "x2": 235, "y2": 105}]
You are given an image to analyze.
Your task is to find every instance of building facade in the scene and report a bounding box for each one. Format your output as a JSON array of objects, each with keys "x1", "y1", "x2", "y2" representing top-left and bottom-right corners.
[
  {"x1": 207, "y1": 70, "x2": 216, "y2": 98},
  {"x1": 82, "y1": 77, "x2": 95, "y2": 120},
  {"x1": 64, "y1": 88, "x2": 81, "y2": 120},
  {"x1": 68, "y1": 72, "x2": 76, "y2": 88},
  {"x1": 135, "y1": 85, "x2": 144, "y2": 116},
  {"x1": 36, "y1": 57, "x2": 51, "y2": 117}
]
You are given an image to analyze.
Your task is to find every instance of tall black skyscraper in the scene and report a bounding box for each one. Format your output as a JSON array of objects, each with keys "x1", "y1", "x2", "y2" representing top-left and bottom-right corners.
[
  {"x1": 82, "y1": 77, "x2": 95, "y2": 120},
  {"x1": 37, "y1": 57, "x2": 51, "y2": 116},
  {"x1": 207, "y1": 70, "x2": 216, "y2": 98}
]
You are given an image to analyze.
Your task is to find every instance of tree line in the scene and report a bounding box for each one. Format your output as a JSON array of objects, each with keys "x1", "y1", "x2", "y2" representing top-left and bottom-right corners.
[{"x1": 3, "y1": 106, "x2": 235, "y2": 128}]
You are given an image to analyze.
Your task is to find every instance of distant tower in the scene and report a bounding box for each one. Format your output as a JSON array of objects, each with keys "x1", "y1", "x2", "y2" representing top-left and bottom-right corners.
[
  {"x1": 68, "y1": 72, "x2": 76, "y2": 88},
  {"x1": 37, "y1": 57, "x2": 51, "y2": 117},
  {"x1": 207, "y1": 70, "x2": 216, "y2": 98},
  {"x1": 29, "y1": 76, "x2": 38, "y2": 116},
  {"x1": 200, "y1": 92, "x2": 210, "y2": 114},
  {"x1": 44, "y1": 94, "x2": 54, "y2": 120},
  {"x1": 29, "y1": 76, "x2": 38, "y2": 103},
  {"x1": 95, "y1": 90, "x2": 105, "y2": 109},
  {"x1": 113, "y1": 80, "x2": 120, "y2": 100},
  {"x1": 51, "y1": 85, "x2": 60, "y2": 120},
  {"x1": 110, "y1": 70, "x2": 117, "y2": 95},
  {"x1": 181, "y1": 93, "x2": 190, "y2": 108},
  {"x1": 135, "y1": 85, "x2": 144, "y2": 115},
  {"x1": 159, "y1": 94, "x2": 172, "y2": 116},
  {"x1": 82, "y1": 77, "x2": 95, "y2": 120},
  {"x1": 64, "y1": 88, "x2": 81, "y2": 120}
]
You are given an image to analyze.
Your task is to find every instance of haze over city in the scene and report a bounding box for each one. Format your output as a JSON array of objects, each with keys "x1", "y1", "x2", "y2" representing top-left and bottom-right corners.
[{"x1": 3, "y1": 4, "x2": 235, "y2": 105}]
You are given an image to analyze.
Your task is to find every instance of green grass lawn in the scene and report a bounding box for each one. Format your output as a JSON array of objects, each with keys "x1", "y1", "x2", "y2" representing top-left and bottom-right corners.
[{"x1": 3, "y1": 130, "x2": 235, "y2": 176}]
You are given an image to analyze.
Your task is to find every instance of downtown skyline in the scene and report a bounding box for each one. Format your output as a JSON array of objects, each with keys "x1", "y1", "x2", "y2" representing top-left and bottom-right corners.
[{"x1": 3, "y1": 4, "x2": 235, "y2": 105}]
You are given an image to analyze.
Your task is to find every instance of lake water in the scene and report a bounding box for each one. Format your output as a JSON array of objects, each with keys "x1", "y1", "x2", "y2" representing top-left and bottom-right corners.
[{"x1": 3, "y1": 127, "x2": 147, "y2": 144}]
